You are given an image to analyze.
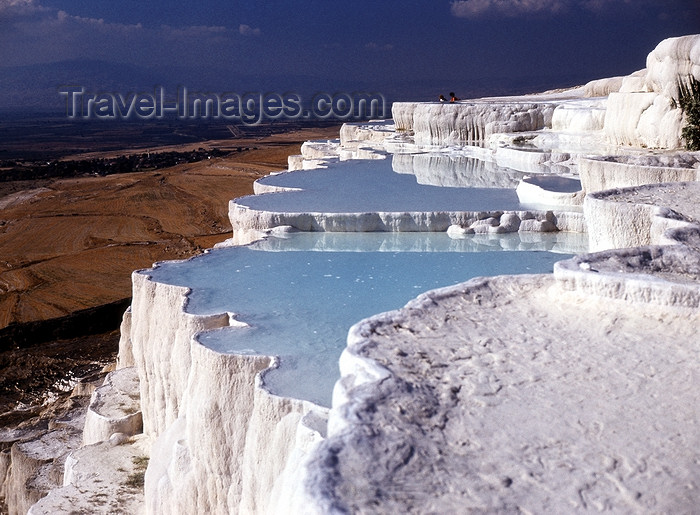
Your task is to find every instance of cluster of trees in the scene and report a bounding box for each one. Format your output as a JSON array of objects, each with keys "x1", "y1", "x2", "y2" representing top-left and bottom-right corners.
[
  {"x1": 676, "y1": 76, "x2": 700, "y2": 151},
  {"x1": 0, "y1": 148, "x2": 229, "y2": 182}
]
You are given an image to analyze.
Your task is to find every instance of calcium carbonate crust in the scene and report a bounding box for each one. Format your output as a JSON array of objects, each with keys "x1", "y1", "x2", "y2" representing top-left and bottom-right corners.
[
  {"x1": 306, "y1": 237, "x2": 700, "y2": 513},
  {"x1": 122, "y1": 267, "x2": 330, "y2": 514},
  {"x1": 584, "y1": 181, "x2": 700, "y2": 251}
]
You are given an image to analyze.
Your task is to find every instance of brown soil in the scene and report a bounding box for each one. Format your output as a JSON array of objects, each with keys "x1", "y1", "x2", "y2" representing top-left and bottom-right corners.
[
  {"x1": 0, "y1": 126, "x2": 339, "y2": 329},
  {"x1": 0, "y1": 330, "x2": 119, "y2": 419},
  {"x1": 0, "y1": 125, "x2": 341, "y2": 418}
]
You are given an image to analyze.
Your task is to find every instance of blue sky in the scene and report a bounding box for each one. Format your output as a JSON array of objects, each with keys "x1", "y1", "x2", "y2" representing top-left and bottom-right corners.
[{"x1": 0, "y1": 0, "x2": 698, "y2": 104}]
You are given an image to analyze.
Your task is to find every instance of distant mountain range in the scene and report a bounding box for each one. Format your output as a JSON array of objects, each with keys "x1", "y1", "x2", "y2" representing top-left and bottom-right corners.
[{"x1": 0, "y1": 59, "x2": 597, "y2": 112}]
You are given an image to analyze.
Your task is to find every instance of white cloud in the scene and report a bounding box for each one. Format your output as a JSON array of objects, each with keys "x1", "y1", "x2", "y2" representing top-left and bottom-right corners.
[
  {"x1": 0, "y1": 0, "x2": 35, "y2": 12},
  {"x1": 238, "y1": 23, "x2": 261, "y2": 36},
  {"x1": 0, "y1": 0, "x2": 241, "y2": 67},
  {"x1": 450, "y1": 0, "x2": 635, "y2": 18},
  {"x1": 450, "y1": 0, "x2": 564, "y2": 17},
  {"x1": 161, "y1": 24, "x2": 227, "y2": 39},
  {"x1": 53, "y1": 10, "x2": 144, "y2": 34},
  {"x1": 0, "y1": 0, "x2": 48, "y2": 19},
  {"x1": 578, "y1": 0, "x2": 633, "y2": 10}
]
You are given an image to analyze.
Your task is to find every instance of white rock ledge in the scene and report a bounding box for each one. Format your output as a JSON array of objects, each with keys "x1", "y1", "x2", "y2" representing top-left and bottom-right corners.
[
  {"x1": 516, "y1": 175, "x2": 584, "y2": 207},
  {"x1": 307, "y1": 244, "x2": 700, "y2": 512},
  {"x1": 122, "y1": 269, "x2": 329, "y2": 514},
  {"x1": 584, "y1": 181, "x2": 700, "y2": 251},
  {"x1": 83, "y1": 367, "x2": 142, "y2": 446},
  {"x1": 555, "y1": 243, "x2": 700, "y2": 308},
  {"x1": 229, "y1": 202, "x2": 586, "y2": 234},
  {"x1": 28, "y1": 435, "x2": 150, "y2": 515},
  {"x1": 579, "y1": 155, "x2": 699, "y2": 193}
]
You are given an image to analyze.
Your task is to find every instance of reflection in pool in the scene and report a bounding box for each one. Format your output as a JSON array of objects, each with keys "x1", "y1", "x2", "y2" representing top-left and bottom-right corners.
[
  {"x1": 146, "y1": 232, "x2": 584, "y2": 407},
  {"x1": 242, "y1": 157, "x2": 526, "y2": 214}
]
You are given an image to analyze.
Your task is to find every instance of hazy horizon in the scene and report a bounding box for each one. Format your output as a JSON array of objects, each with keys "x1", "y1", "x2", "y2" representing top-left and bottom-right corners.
[{"x1": 1, "y1": 0, "x2": 698, "y2": 111}]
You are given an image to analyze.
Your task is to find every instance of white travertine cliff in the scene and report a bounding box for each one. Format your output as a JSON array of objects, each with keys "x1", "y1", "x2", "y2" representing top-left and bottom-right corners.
[
  {"x1": 393, "y1": 99, "x2": 560, "y2": 145},
  {"x1": 393, "y1": 35, "x2": 699, "y2": 150},
  {"x1": 123, "y1": 272, "x2": 328, "y2": 514},
  {"x1": 26, "y1": 34, "x2": 700, "y2": 514},
  {"x1": 645, "y1": 34, "x2": 700, "y2": 99},
  {"x1": 602, "y1": 35, "x2": 700, "y2": 148}
]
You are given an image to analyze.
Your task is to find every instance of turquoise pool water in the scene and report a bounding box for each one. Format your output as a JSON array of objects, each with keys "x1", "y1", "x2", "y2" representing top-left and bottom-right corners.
[
  {"x1": 239, "y1": 157, "x2": 525, "y2": 213},
  {"x1": 146, "y1": 231, "x2": 584, "y2": 407}
]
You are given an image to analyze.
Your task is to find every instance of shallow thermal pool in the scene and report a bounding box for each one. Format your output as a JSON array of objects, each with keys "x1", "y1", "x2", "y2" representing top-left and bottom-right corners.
[
  {"x1": 146, "y1": 231, "x2": 586, "y2": 407},
  {"x1": 239, "y1": 156, "x2": 527, "y2": 213}
]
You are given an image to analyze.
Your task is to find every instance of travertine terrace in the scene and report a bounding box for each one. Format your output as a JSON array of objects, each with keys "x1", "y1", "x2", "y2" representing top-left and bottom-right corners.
[{"x1": 23, "y1": 34, "x2": 700, "y2": 514}]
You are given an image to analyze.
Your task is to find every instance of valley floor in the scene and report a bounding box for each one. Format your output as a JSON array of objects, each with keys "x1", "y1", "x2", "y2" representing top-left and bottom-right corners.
[{"x1": 0, "y1": 124, "x2": 340, "y2": 424}]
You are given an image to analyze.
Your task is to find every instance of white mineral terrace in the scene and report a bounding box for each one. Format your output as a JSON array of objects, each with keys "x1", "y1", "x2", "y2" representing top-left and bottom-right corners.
[
  {"x1": 142, "y1": 232, "x2": 583, "y2": 408},
  {"x1": 229, "y1": 154, "x2": 586, "y2": 236},
  {"x1": 26, "y1": 34, "x2": 700, "y2": 514},
  {"x1": 312, "y1": 245, "x2": 700, "y2": 513}
]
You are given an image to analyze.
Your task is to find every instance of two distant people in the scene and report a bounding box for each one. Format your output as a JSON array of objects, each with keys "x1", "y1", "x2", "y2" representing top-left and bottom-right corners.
[{"x1": 439, "y1": 92, "x2": 460, "y2": 103}]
